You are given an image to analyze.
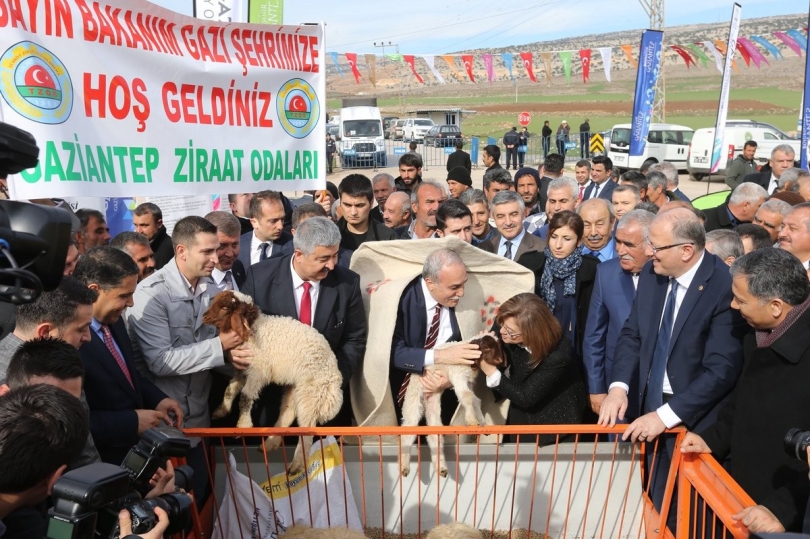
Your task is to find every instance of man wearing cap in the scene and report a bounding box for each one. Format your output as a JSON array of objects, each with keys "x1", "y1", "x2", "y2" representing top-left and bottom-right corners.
[{"x1": 446, "y1": 167, "x2": 473, "y2": 199}]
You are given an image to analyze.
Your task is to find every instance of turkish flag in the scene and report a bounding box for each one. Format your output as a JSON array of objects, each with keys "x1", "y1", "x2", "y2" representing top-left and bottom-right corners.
[
  {"x1": 345, "y1": 53, "x2": 362, "y2": 84},
  {"x1": 579, "y1": 49, "x2": 591, "y2": 83},
  {"x1": 461, "y1": 55, "x2": 475, "y2": 82},
  {"x1": 403, "y1": 55, "x2": 424, "y2": 84},
  {"x1": 519, "y1": 52, "x2": 536, "y2": 82}
]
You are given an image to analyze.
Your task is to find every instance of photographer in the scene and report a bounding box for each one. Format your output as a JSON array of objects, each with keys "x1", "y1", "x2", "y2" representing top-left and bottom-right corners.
[{"x1": 680, "y1": 249, "x2": 810, "y2": 533}]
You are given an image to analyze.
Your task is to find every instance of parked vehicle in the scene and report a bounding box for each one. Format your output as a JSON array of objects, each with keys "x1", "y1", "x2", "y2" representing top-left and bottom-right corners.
[
  {"x1": 687, "y1": 120, "x2": 798, "y2": 180},
  {"x1": 338, "y1": 107, "x2": 386, "y2": 168},
  {"x1": 382, "y1": 116, "x2": 399, "y2": 139},
  {"x1": 402, "y1": 118, "x2": 435, "y2": 142},
  {"x1": 608, "y1": 123, "x2": 694, "y2": 172},
  {"x1": 424, "y1": 125, "x2": 463, "y2": 147},
  {"x1": 326, "y1": 123, "x2": 339, "y2": 139},
  {"x1": 387, "y1": 119, "x2": 406, "y2": 140}
]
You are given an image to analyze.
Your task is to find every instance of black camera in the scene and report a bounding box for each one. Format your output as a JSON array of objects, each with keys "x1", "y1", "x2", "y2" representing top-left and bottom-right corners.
[
  {"x1": 46, "y1": 427, "x2": 194, "y2": 539},
  {"x1": 0, "y1": 121, "x2": 73, "y2": 304},
  {"x1": 784, "y1": 428, "x2": 810, "y2": 461}
]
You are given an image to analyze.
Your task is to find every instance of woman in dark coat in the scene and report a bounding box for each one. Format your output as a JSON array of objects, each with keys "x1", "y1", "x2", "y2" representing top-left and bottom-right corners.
[
  {"x1": 480, "y1": 293, "x2": 587, "y2": 444},
  {"x1": 519, "y1": 211, "x2": 599, "y2": 359}
]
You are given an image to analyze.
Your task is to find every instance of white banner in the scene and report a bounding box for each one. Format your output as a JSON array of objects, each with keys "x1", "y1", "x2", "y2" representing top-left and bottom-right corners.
[
  {"x1": 711, "y1": 3, "x2": 741, "y2": 174},
  {"x1": 598, "y1": 47, "x2": 612, "y2": 83},
  {"x1": 1, "y1": 0, "x2": 325, "y2": 200},
  {"x1": 703, "y1": 40, "x2": 724, "y2": 74},
  {"x1": 423, "y1": 55, "x2": 445, "y2": 84}
]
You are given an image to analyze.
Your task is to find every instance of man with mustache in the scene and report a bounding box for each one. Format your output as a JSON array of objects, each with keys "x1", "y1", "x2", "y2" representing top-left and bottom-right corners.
[
  {"x1": 577, "y1": 198, "x2": 616, "y2": 261},
  {"x1": 584, "y1": 210, "x2": 654, "y2": 415},
  {"x1": 402, "y1": 181, "x2": 447, "y2": 240},
  {"x1": 204, "y1": 211, "x2": 247, "y2": 292},
  {"x1": 778, "y1": 203, "x2": 810, "y2": 274},
  {"x1": 110, "y1": 232, "x2": 156, "y2": 283}
]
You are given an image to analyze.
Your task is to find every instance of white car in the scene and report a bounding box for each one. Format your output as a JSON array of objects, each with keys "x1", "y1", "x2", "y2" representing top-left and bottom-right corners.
[{"x1": 402, "y1": 118, "x2": 435, "y2": 142}]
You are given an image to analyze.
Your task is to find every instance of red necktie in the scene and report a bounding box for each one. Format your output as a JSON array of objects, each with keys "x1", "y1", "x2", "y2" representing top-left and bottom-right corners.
[
  {"x1": 299, "y1": 282, "x2": 312, "y2": 326},
  {"x1": 577, "y1": 185, "x2": 585, "y2": 203},
  {"x1": 100, "y1": 324, "x2": 134, "y2": 388},
  {"x1": 398, "y1": 304, "x2": 441, "y2": 407}
]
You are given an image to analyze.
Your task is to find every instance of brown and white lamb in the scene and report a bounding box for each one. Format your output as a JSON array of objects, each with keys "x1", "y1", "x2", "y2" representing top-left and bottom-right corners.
[
  {"x1": 399, "y1": 334, "x2": 504, "y2": 478},
  {"x1": 203, "y1": 290, "x2": 343, "y2": 475}
]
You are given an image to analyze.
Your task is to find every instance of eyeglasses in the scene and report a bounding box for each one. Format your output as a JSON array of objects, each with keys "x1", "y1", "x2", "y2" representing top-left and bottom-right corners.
[
  {"x1": 645, "y1": 239, "x2": 695, "y2": 254},
  {"x1": 502, "y1": 326, "x2": 522, "y2": 339}
]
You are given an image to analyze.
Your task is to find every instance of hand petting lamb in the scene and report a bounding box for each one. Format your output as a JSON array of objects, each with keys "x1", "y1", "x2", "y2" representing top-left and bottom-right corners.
[
  {"x1": 203, "y1": 290, "x2": 343, "y2": 475},
  {"x1": 399, "y1": 333, "x2": 504, "y2": 478}
]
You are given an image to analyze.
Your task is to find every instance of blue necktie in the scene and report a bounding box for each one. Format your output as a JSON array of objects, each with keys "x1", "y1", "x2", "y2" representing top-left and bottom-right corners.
[{"x1": 646, "y1": 278, "x2": 678, "y2": 412}]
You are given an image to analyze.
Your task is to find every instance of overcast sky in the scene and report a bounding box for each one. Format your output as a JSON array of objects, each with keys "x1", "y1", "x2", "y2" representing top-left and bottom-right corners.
[{"x1": 151, "y1": 0, "x2": 803, "y2": 54}]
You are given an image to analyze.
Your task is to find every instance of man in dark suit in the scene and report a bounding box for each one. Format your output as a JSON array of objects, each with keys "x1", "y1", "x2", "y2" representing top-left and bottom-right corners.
[
  {"x1": 583, "y1": 156, "x2": 617, "y2": 201},
  {"x1": 445, "y1": 140, "x2": 471, "y2": 173},
  {"x1": 486, "y1": 191, "x2": 546, "y2": 261},
  {"x1": 503, "y1": 127, "x2": 520, "y2": 170},
  {"x1": 242, "y1": 217, "x2": 367, "y2": 426},
  {"x1": 132, "y1": 203, "x2": 173, "y2": 270},
  {"x1": 743, "y1": 144, "x2": 797, "y2": 195},
  {"x1": 390, "y1": 248, "x2": 481, "y2": 423},
  {"x1": 599, "y1": 208, "x2": 747, "y2": 524},
  {"x1": 73, "y1": 247, "x2": 183, "y2": 465},
  {"x1": 237, "y1": 190, "x2": 293, "y2": 269},
  {"x1": 681, "y1": 249, "x2": 810, "y2": 534},
  {"x1": 703, "y1": 182, "x2": 767, "y2": 232},
  {"x1": 205, "y1": 211, "x2": 247, "y2": 291},
  {"x1": 583, "y1": 209, "x2": 654, "y2": 415}
]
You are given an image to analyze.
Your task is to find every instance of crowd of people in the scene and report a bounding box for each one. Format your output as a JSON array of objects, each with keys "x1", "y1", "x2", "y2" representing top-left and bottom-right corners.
[{"x1": 1, "y1": 140, "x2": 810, "y2": 537}]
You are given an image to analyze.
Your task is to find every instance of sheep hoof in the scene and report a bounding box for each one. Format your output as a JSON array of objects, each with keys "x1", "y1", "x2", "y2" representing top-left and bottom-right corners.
[
  {"x1": 212, "y1": 406, "x2": 229, "y2": 419},
  {"x1": 288, "y1": 458, "x2": 305, "y2": 476},
  {"x1": 439, "y1": 467, "x2": 448, "y2": 478},
  {"x1": 236, "y1": 418, "x2": 254, "y2": 429},
  {"x1": 264, "y1": 435, "x2": 282, "y2": 451},
  {"x1": 401, "y1": 466, "x2": 410, "y2": 477}
]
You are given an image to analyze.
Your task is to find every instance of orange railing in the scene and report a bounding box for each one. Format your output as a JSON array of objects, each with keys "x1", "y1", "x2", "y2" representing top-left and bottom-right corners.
[{"x1": 173, "y1": 425, "x2": 758, "y2": 539}]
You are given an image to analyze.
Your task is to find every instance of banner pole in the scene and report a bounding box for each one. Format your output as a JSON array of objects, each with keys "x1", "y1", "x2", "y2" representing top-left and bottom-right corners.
[{"x1": 800, "y1": 0, "x2": 810, "y2": 170}]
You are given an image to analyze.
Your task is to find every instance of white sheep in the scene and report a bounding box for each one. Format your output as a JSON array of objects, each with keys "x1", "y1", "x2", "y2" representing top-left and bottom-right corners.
[
  {"x1": 399, "y1": 334, "x2": 503, "y2": 478},
  {"x1": 203, "y1": 290, "x2": 343, "y2": 475}
]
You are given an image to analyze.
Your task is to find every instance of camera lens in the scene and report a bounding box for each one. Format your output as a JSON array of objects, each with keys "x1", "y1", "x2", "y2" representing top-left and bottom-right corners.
[
  {"x1": 783, "y1": 428, "x2": 810, "y2": 461},
  {"x1": 173, "y1": 465, "x2": 194, "y2": 492}
]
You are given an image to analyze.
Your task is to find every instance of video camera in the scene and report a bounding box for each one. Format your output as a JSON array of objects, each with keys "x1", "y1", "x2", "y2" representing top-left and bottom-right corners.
[
  {"x1": 45, "y1": 426, "x2": 194, "y2": 539},
  {"x1": 0, "y1": 121, "x2": 73, "y2": 304}
]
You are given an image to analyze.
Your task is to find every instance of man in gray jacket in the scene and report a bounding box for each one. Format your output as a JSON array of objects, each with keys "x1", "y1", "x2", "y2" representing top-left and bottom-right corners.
[
  {"x1": 725, "y1": 140, "x2": 758, "y2": 190},
  {"x1": 127, "y1": 216, "x2": 251, "y2": 504}
]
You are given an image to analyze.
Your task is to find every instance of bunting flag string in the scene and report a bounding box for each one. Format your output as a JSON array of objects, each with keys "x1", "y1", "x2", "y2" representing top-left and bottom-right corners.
[
  {"x1": 621, "y1": 44, "x2": 638, "y2": 68},
  {"x1": 423, "y1": 55, "x2": 445, "y2": 83},
  {"x1": 559, "y1": 51, "x2": 572, "y2": 84},
  {"x1": 671, "y1": 45, "x2": 697, "y2": 68},
  {"x1": 579, "y1": 48, "x2": 591, "y2": 83},
  {"x1": 502, "y1": 53, "x2": 515, "y2": 80},
  {"x1": 462, "y1": 54, "x2": 475, "y2": 82},
  {"x1": 598, "y1": 47, "x2": 612, "y2": 82},
  {"x1": 738, "y1": 37, "x2": 769, "y2": 68},
  {"x1": 703, "y1": 40, "x2": 724, "y2": 73},
  {"x1": 385, "y1": 53, "x2": 404, "y2": 63},
  {"x1": 482, "y1": 54, "x2": 494, "y2": 84},
  {"x1": 345, "y1": 52, "x2": 362, "y2": 83},
  {"x1": 442, "y1": 55, "x2": 464, "y2": 81},
  {"x1": 735, "y1": 42, "x2": 753, "y2": 66},
  {"x1": 751, "y1": 35, "x2": 783, "y2": 60},
  {"x1": 685, "y1": 43, "x2": 710, "y2": 68},
  {"x1": 328, "y1": 51, "x2": 344, "y2": 77},
  {"x1": 540, "y1": 52, "x2": 553, "y2": 85},
  {"x1": 774, "y1": 32, "x2": 803, "y2": 57},
  {"x1": 364, "y1": 54, "x2": 377, "y2": 86},
  {"x1": 403, "y1": 55, "x2": 424, "y2": 84},
  {"x1": 786, "y1": 29, "x2": 808, "y2": 52},
  {"x1": 519, "y1": 52, "x2": 536, "y2": 82}
]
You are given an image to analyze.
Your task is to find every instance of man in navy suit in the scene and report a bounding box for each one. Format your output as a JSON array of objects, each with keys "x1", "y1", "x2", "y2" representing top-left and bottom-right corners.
[
  {"x1": 74, "y1": 247, "x2": 183, "y2": 465},
  {"x1": 599, "y1": 208, "x2": 747, "y2": 523},
  {"x1": 204, "y1": 211, "x2": 247, "y2": 291},
  {"x1": 242, "y1": 217, "x2": 367, "y2": 427},
  {"x1": 390, "y1": 248, "x2": 481, "y2": 424},
  {"x1": 583, "y1": 209, "x2": 654, "y2": 415},
  {"x1": 583, "y1": 156, "x2": 617, "y2": 201},
  {"x1": 237, "y1": 190, "x2": 293, "y2": 268}
]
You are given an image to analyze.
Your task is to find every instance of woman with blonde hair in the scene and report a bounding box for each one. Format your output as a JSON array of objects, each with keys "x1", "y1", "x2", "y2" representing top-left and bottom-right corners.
[{"x1": 479, "y1": 293, "x2": 586, "y2": 443}]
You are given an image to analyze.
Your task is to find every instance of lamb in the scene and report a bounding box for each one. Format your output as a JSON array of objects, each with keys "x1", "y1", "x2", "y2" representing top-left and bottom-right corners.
[
  {"x1": 202, "y1": 290, "x2": 343, "y2": 475},
  {"x1": 399, "y1": 334, "x2": 504, "y2": 478}
]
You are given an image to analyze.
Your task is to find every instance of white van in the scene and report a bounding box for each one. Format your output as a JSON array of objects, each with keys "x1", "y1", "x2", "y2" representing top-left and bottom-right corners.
[
  {"x1": 608, "y1": 123, "x2": 694, "y2": 172},
  {"x1": 687, "y1": 120, "x2": 796, "y2": 180},
  {"x1": 338, "y1": 106, "x2": 386, "y2": 168}
]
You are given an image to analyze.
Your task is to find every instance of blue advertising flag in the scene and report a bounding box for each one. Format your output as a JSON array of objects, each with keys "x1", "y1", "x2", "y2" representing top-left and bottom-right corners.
[
  {"x1": 629, "y1": 30, "x2": 664, "y2": 157},
  {"x1": 329, "y1": 52, "x2": 344, "y2": 77},
  {"x1": 751, "y1": 35, "x2": 783, "y2": 61},
  {"x1": 801, "y1": 8, "x2": 810, "y2": 169},
  {"x1": 502, "y1": 53, "x2": 515, "y2": 80}
]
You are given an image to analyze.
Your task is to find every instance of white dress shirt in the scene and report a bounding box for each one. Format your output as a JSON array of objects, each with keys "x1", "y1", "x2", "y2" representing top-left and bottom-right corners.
[
  {"x1": 420, "y1": 278, "x2": 454, "y2": 367},
  {"x1": 250, "y1": 232, "x2": 274, "y2": 266},
  {"x1": 609, "y1": 253, "x2": 705, "y2": 429},
  {"x1": 768, "y1": 173, "x2": 779, "y2": 195},
  {"x1": 211, "y1": 268, "x2": 238, "y2": 292},
  {"x1": 498, "y1": 230, "x2": 526, "y2": 260},
  {"x1": 290, "y1": 258, "x2": 320, "y2": 323}
]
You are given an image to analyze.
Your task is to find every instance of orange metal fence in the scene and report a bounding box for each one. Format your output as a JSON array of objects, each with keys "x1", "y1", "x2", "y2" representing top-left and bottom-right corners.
[{"x1": 173, "y1": 425, "x2": 756, "y2": 539}]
